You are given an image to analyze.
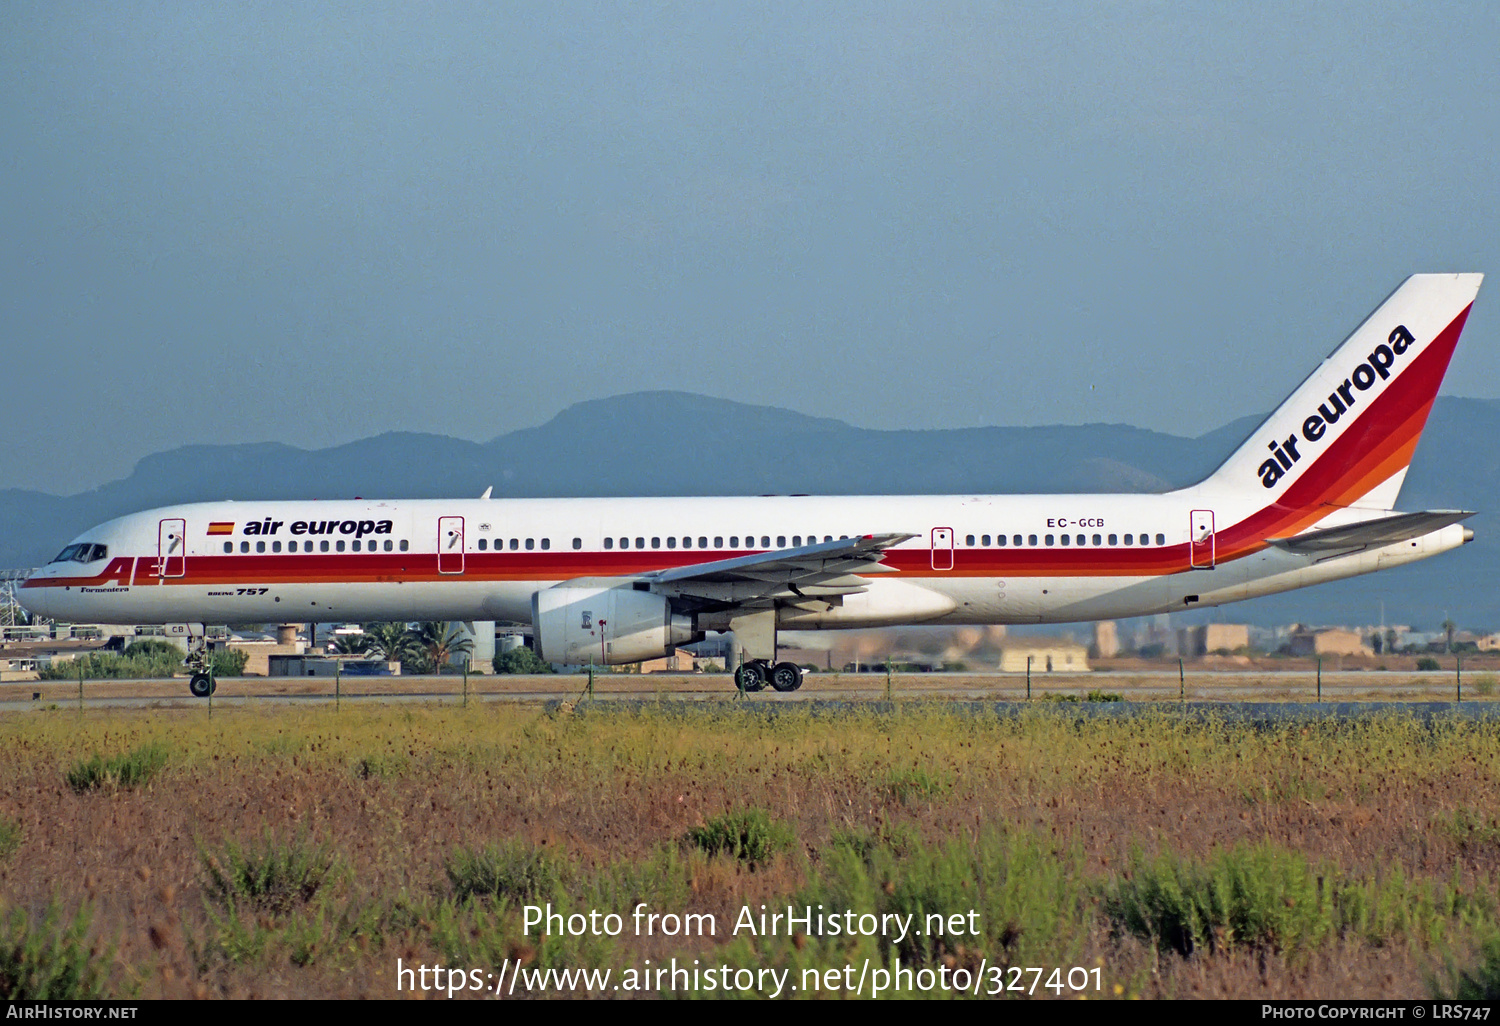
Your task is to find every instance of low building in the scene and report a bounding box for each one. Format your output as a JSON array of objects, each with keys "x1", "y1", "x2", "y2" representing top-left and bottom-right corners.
[
  {"x1": 639, "y1": 648, "x2": 700, "y2": 673},
  {"x1": 1287, "y1": 628, "x2": 1372, "y2": 657},
  {"x1": 1178, "y1": 623, "x2": 1251, "y2": 657},
  {"x1": 997, "y1": 640, "x2": 1089, "y2": 673}
]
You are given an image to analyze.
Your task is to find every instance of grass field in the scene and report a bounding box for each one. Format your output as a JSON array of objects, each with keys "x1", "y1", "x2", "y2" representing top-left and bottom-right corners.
[{"x1": 0, "y1": 701, "x2": 1497, "y2": 999}]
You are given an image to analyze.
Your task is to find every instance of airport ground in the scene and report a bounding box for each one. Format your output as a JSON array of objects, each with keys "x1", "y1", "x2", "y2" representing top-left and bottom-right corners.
[
  {"x1": 0, "y1": 694, "x2": 1497, "y2": 1000},
  {"x1": 3, "y1": 667, "x2": 1497, "y2": 710}
]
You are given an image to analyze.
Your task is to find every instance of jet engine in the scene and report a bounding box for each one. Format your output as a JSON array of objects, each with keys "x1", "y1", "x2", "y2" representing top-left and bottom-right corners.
[{"x1": 532, "y1": 584, "x2": 696, "y2": 665}]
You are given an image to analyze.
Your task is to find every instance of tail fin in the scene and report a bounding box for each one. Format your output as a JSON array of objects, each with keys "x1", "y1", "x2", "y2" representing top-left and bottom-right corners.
[{"x1": 1202, "y1": 273, "x2": 1482, "y2": 512}]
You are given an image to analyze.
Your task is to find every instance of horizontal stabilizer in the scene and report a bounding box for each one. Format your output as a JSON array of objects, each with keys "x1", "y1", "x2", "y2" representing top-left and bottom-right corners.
[{"x1": 1267, "y1": 510, "x2": 1474, "y2": 553}]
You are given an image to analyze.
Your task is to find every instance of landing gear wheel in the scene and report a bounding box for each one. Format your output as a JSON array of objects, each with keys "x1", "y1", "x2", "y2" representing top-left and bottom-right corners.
[
  {"x1": 770, "y1": 661, "x2": 804, "y2": 692},
  {"x1": 189, "y1": 673, "x2": 216, "y2": 698},
  {"x1": 734, "y1": 660, "x2": 768, "y2": 692}
]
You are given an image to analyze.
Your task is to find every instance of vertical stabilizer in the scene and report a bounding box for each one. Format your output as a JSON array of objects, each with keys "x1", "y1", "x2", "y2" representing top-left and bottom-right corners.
[{"x1": 1202, "y1": 273, "x2": 1481, "y2": 512}]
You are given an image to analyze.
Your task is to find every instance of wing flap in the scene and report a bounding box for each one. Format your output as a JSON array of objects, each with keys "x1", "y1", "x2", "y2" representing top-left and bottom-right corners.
[{"x1": 644, "y1": 533, "x2": 915, "y2": 602}]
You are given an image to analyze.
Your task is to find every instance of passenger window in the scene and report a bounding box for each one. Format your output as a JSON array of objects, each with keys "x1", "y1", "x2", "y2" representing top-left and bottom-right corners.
[
  {"x1": 478, "y1": 539, "x2": 487, "y2": 550},
  {"x1": 652, "y1": 538, "x2": 660, "y2": 549},
  {"x1": 619, "y1": 538, "x2": 628, "y2": 549},
  {"x1": 1108, "y1": 534, "x2": 1117, "y2": 545},
  {"x1": 824, "y1": 535, "x2": 833, "y2": 543},
  {"x1": 1093, "y1": 534, "x2": 1101, "y2": 546},
  {"x1": 399, "y1": 540, "x2": 408, "y2": 551},
  {"x1": 223, "y1": 542, "x2": 232, "y2": 554},
  {"x1": 636, "y1": 537, "x2": 645, "y2": 549},
  {"x1": 793, "y1": 536, "x2": 802, "y2": 547},
  {"x1": 572, "y1": 538, "x2": 581, "y2": 550},
  {"x1": 1124, "y1": 534, "x2": 1133, "y2": 545},
  {"x1": 1156, "y1": 533, "x2": 1166, "y2": 546},
  {"x1": 525, "y1": 539, "x2": 534, "y2": 550},
  {"x1": 761, "y1": 537, "x2": 770, "y2": 548},
  {"x1": 981, "y1": 535, "x2": 990, "y2": 546},
  {"x1": 510, "y1": 539, "x2": 519, "y2": 551},
  {"x1": 352, "y1": 540, "x2": 361, "y2": 551},
  {"x1": 777, "y1": 536, "x2": 786, "y2": 547},
  {"x1": 1059, "y1": 535, "x2": 1069, "y2": 546},
  {"x1": 965, "y1": 535, "x2": 975, "y2": 546},
  {"x1": 1076, "y1": 534, "x2": 1085, "y2": 546},
  {"x1": 1027, "y1": 535, "x2": 1037, "y2": 546},
  {"x1": 385, "y1": 540, "x2": 393, "y2": 551},
  {"x1": 1045, "y1": 535, "x2": 1055, "y2": 546},
  {"x1": 995, "y1": 535, "x2": 1004, "y2": 547},
  {"x1": 335, "y1": 540, "x2": 345, "y2": 552},
  {"x1": 729, "y1": 536, "x2": 738, "y2": 548},
  {"x1": 667, "y1": 537, "x2": 677, "y2": 549},
  {"x1": 240, "y1": 541, "x2": 250, "y2": 553},
  {"x1": 682, "y1": 537, "x2": 691, "y2": 548},
  {"x1": 714, "y1": 537, "x2": 723, "y2": 548},
  {"x1": 272, "y1": 541, "x2": 282, "y2": 553},
  {"x1": 604, "y1": 537, "x2": 614, "y2": 550},
  {"x1": 541, "y1": 538, "x2": 550, "y2": 550}
]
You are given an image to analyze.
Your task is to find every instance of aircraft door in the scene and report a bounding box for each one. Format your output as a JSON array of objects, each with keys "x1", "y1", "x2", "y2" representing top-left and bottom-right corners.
[
  {"x1": 438, "y1": 517, "x2": 465, "y2": 574},
  {"x1": 158, "y1": 519, "x2": 186, "y2": 578},
  {"x1": 931, "y1": 527, "x2": 955, "y2": 571},
  {"x1": 1190, "y1": 510, "x2": 1215, "y2": 569}
]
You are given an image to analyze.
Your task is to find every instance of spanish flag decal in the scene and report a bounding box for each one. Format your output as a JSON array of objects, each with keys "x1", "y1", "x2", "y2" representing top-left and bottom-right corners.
[{"x1": 207, "y1": 522, "x2": 235, "y2": 535}]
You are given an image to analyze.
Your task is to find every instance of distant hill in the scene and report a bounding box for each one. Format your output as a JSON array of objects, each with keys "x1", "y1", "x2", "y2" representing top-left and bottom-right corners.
[{"x1": 3, "y1": 392, "x2": 1495, "y2": 628}]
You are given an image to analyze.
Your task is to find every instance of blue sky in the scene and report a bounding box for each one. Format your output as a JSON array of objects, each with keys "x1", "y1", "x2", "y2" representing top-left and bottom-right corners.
[{"x1": 3, "y1": 2, "x2": 1496, "y2": 494}]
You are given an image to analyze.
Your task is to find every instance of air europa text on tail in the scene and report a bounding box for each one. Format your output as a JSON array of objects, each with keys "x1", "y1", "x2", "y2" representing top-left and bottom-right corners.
[{"x1": 1257, "y1": 325, "x2": 1416, "y2": 488}]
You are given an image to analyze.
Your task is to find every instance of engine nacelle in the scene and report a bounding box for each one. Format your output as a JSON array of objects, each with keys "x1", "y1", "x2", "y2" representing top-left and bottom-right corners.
[{"x1": 532, "y1": 585, "x2": 696, "y2": 665}]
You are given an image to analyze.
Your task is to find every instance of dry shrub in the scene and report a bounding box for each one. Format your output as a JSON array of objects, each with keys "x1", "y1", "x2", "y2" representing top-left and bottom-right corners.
[{"x1": 200, "y1": 833, "x2": 340, "y2": 915}]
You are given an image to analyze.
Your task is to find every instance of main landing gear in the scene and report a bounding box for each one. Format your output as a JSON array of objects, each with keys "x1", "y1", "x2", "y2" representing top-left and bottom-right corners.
[
  {"x1": 179, "y1": 627, "x2": 216, "y2": 698},
  {"x1": 733, "y1": 659, "x2": 803, "y2": 693}
]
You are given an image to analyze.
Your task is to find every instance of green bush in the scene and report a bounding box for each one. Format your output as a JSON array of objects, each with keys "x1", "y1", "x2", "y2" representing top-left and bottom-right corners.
[
  {"x1": 210, "y1": 648, "x2": 249, "y2": 677},
  {"x1": 493, "y1": 647, "x2": 554, "y2": 674},
  {"x1": 1472, "y1": 674, "x2": 1497, "y2": 697},
  {"x1": 1085, "y1": 689, "x2": 1123, "y2": 702},
  {"x1": 1417, "y1": 657, "x2": 1442, "y2": 671},
  {"x1": 201, "y1": 834, "x2": 340, "y2": 915},
  {"x1": 65, "y1": 743, "x2": 169, "y2": 793},
  {"x1": 0, "y1": 903, "x2": 113, "y2": 999},
  {"x1": 0, "y1": 817, "x2": 22, "y2": 861},
  {"x1": 1104, "y1": 843, "x2": 1332, "y2": 958},
  {"x1": 1437, "y1": 937, "x2": 1500, "y2": 999},
  {"x1": 122, "y1": 639, "x2": 179, "y2": 660},
  {"x1": 446, "y1": 840, "x2": 561, "y2": 902},
  {"x1": 882, "y1": 767, "x2": 954, "y2": 802},
  {"x1": 687, "y1": 809, "x2": 795, "y2": 864}
]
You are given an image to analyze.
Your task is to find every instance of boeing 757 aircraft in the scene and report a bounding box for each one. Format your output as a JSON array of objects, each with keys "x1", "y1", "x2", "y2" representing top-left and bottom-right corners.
[{"x1": 19, "y1": 274, "x2": 1483, "y2": 696}]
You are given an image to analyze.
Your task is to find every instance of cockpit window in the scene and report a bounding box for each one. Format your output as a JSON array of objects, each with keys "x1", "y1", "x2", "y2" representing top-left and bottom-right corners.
[{"x1": 49, "y1": 544, "x2": 106, "y2": 564}]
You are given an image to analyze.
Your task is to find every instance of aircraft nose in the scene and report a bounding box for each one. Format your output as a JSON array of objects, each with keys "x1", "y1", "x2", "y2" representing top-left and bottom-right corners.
[{"x1": 12, "y1": 574, "x2": 47, "y2": 620}]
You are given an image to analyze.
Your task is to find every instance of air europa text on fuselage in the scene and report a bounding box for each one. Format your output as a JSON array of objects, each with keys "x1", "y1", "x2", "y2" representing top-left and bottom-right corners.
[
  {"x1": 238, "y1": 518, "x2": 395, "y2": 538},
  {"x1": 1257, "y1": 324, "x2": 1417, "y2": 489}
]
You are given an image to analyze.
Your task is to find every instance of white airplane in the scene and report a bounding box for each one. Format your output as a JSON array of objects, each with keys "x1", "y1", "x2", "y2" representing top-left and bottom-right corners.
[{"x1": 19, "y1": 274, "x2": 1483, "y2": 697}]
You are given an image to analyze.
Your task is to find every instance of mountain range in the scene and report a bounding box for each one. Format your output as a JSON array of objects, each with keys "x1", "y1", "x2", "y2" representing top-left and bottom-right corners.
[{"x1": 4, "y1": 391, "x2": 1497, "y2": 629}]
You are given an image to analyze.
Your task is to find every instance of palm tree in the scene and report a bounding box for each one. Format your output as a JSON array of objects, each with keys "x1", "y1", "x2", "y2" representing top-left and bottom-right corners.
[
  {"x1": 331, "y1": 632, "x2": 371, "y2": 655},
  {"x1": 363, "y1": 622, "x2": 418, "y2": 665},
  {"x1": 414, "y1": 621, "x2": 474, "y2": 674},
  {"x1": 1443, "y1": 618, "x2": 1457, "y2": 654}
]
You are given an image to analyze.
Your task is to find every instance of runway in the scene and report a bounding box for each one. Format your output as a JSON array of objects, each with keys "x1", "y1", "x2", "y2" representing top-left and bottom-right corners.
[{"x1": 2, "y1": 668, "x2": 1496, "y2": 714}]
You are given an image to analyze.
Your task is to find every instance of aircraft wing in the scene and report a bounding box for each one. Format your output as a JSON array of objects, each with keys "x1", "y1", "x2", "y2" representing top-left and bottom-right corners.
[
  {"x1": 1267, "y1": 510, "x2": 1475, "y2": 553},
  {"x1": 643, "y1": 533, "x2": 915, "y2": 603}
]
